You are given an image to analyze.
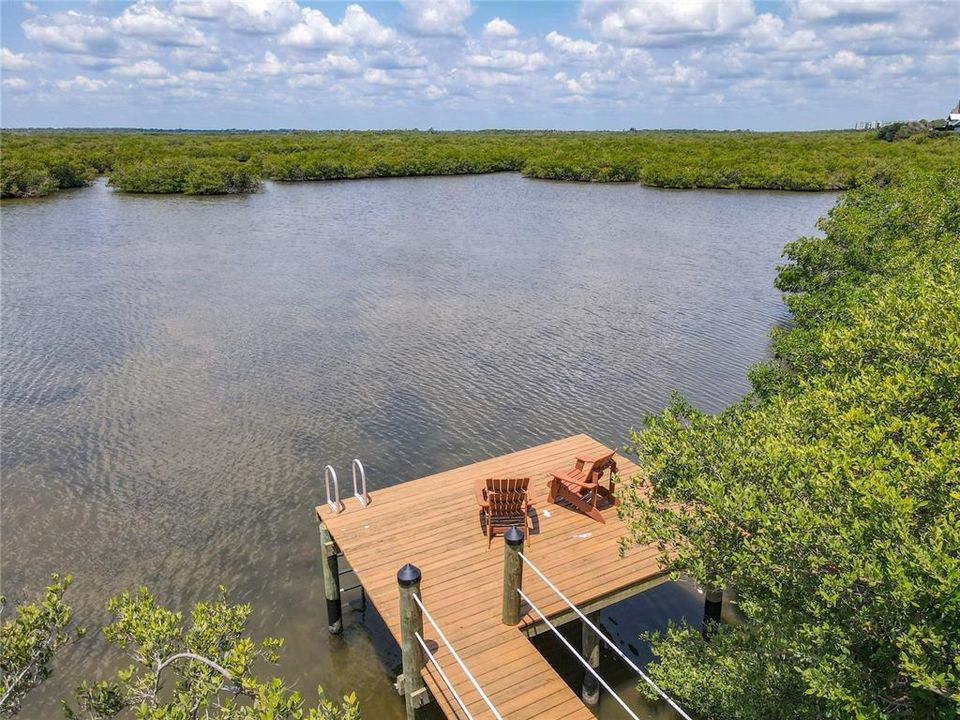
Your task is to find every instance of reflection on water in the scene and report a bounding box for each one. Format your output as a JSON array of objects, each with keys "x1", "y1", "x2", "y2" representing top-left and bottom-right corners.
[{"x1": 1, "y1": 175, "x2": 836, "y2": 718}]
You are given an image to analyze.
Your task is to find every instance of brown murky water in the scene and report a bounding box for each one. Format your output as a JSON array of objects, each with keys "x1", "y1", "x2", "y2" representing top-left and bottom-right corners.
[{"x1": 1, "y1": 174, "x2": 837, "y2": 718}]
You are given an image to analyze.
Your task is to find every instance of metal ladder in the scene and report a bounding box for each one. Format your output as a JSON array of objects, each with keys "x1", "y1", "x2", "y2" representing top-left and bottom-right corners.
[{"x1": 323, "y1": 458, "x2": 371, "y2": 514}]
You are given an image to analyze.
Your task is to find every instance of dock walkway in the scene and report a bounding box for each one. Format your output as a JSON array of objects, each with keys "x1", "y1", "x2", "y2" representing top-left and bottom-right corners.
[{"x1": 316, "y1": 434, "x2": 668, "y2": 720}]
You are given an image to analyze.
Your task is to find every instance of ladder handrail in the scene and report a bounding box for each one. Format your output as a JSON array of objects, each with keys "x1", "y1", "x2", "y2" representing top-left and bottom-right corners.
[
  {"x1": 352, "y1": 459, "x2": 370, "y2": 507},
  {"x1": 324, "y1": 465, "x2": 343, "y2": 514}
]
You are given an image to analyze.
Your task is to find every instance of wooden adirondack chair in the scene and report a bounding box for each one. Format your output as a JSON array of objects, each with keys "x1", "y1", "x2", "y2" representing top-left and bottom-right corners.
[
  {"x1": 546, "y1": 449, "x2": 618, "y2": 523},
  {"x1": 475, "y1": 478, "x2": 533, "y2": 548}
]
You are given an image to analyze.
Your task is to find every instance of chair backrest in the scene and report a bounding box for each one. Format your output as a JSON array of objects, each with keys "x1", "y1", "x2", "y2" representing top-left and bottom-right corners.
[
  {"x1": 488, "y1": 489, "x2": 527, "y2": 517},
  {"x1": 484, "y1": 477, "x2": 529, "y2": 495},
  {"x1": 577, "y1": 451, "x2": 616, "y2": 479}
]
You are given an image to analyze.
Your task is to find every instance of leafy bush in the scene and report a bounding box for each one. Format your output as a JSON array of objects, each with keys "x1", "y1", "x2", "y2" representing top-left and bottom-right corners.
[
  {"x1": 63, "y1": 586, "x2": 360, "y2": 720},
  {"x1": 620, "y1": 172, "x2": 960, "y2": 719},
  {"x1": 876, "y1": 120, "x2": 938, "y2": 142},
  {"x1": 183, "y1": 161, "x2": 262, "y2": 195},
  {"x1": 0, "y1": 162, "x2": 59, "y2": 198},
  {"x1": 0, "y1": 574, "x2": 81, "y2": 717},
  {"x1": 1, "y1": 579, "x2": 359, "y2": 719},
  {"x1": 108, "y1": 158, "x2": 194, "y2": 193}
]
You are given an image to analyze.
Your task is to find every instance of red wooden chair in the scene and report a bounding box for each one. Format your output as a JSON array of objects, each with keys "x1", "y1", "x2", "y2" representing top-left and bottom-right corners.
[
  {"x1": 475, "y1": 478, "x2": 533, "y2": 548},
  {"x1": 546, "y1": 449, "x2": 618, "y2": 523}
]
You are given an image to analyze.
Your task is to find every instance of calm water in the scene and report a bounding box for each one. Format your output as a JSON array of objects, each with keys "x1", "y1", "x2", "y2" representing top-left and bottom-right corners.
[{"x1": 1, "y1": 175, "x2": 837, "y2": 718}]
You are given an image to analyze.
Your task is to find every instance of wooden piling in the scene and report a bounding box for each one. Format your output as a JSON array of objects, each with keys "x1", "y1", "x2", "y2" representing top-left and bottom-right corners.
[
  {"x1": 702, "y1": 586, "x2": 723, "y2": 639},
  {"x1": 318, "y1": 521, "x2": 342, "y2": 634},
  {"x1": 398, "y1": 563, "x2": 426, "y2": 720},
  {"x1": 581, "y1": 611, "x2": 601, "y2": 706},
  {"x1": 501, "y1": 526, "x2": 524, "y2": 625}
]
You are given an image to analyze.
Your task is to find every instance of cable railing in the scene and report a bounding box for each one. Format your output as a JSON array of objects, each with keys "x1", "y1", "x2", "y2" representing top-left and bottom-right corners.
[
  {"x1": 414, "y1": 632, "x2": 477, "y2": 720},
  {"x1": 517, "y1": 588, "x2": 642, "y2": 720},
  {"x1": 412, "y1": 593, "x2": 503, "y2": 720},
  {"x1": 518, "y1": 551, "x2": 694, "y2": 720}
]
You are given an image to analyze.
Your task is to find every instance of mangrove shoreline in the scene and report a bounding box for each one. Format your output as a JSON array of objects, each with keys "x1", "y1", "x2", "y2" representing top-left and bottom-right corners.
[{"x1": 2, "y1": 129, "x2": 958, "y2": 199}]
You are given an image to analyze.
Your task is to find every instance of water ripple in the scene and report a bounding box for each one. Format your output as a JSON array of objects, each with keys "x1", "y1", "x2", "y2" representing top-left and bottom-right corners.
[{"x1": 1, "y1": 175, "x2": 837, "y2": 718}]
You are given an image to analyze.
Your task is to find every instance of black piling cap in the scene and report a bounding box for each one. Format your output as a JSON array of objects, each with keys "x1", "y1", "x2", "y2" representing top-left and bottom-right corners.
[
  {"x1": 505, "y1": 526, "x2": 524, "y2": 546},
  {"x1": 397, "y1": 563, "x2": 422, "y2": 587}
]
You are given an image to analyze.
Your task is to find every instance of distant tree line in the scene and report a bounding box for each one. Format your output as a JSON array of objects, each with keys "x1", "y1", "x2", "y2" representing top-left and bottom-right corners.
[
  {"x1": 875, "y1": 119, "x2": 946, "y2": 142},
  {"x1": 1, "y1": 128, "x2": 957, "y2": 198}
]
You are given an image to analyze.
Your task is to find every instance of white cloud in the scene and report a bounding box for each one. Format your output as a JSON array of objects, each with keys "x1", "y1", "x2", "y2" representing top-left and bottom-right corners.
[
  {"x1": 245, "y1": 50, "x2": 363, "y2": 81},
  {"x1": 554, "y1": 70, "x2": 584, "y2": 95},
  {"x1": 111, "y1": 59, "x2": 171, "y2": 78},
  {"x1": 788, "y1": 1, "x2": 902, "y2": 23},
  {"x1": 171, "y1": 47, "x2": 230, "y2": 71},
  {"x1": 830, "y1": 49, "x2": 866, "y2": 70},
  {"x1": 2, "y1": 77, "x2": 29, "y2": 91},
  {"x1": 740, "y1": 14, "x2": 820, "y2": 53},
  {"x1": 482, "y1": 17, "x2": 517, "y2": 39},
  {"x1": 545, "y1": 31, "x2": 608, "y2": 59},
  {"x1": 1, "y1": 47, "x2": 35, "y2": 70},
  {"x1": 459, "y1": 68, "x2": 527, "y2": 87},
  {"x1": 247, "y1": 50, "x2": 287, "y2": 76},
  {"x1": 464, "y1": 49, "x2": 547, "y2": 72},
  {"x1": 401, "y1": 0, "x2": 473, "y2": 36},
  {"x1": 367, "y1": 42, "x2": 429, "y2": 69},
  {"x1": 362, "y1": 67, "x2": 430, "y2": 88},
  {"x1": 179, "y1": 69, "x2": 231, "y2": 87},
  {"x1": 171, "y1": 0, "x2": 301, "y2": 33},
  {"x1": 111, "y1": 1, "x2": 206, "y2": 46},
  {"x1": 22, "y1": 10, "x2": 117, "y2": 54},
  {"x1": 282, "y1": 5, "x2": 395, "y2": 48},
  {"x1": 580, "y1": 0, "x2": 756, "y2": 46},
  {"x1": 55, "y1": 74, "x2": 110, "y2": 91},
  {"x1": 653, "y1": 60, "x2": 704, "y2": 86}
]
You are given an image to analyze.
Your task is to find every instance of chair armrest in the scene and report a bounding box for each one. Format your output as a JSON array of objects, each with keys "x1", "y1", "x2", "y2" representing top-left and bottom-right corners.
[
  {"x1": 557, "y1": 477, "x2": 596, "y2": 491},
  {"x1": 474, "y1": 480, "x2": 489, "y2": 508},
  {"x1": 576, "y1": 449, "x2": 615, "y2": 465}
]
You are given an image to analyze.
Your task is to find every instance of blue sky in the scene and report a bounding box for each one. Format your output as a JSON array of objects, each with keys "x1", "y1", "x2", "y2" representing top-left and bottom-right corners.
[{"x1": 1, "y1": 1, "x2": 957, "y2": 130}]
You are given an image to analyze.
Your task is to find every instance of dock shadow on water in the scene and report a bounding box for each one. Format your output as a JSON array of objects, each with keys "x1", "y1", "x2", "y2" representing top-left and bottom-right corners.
[{"x1": 1, "y1": 174, "x2": 837, "y2": 718}]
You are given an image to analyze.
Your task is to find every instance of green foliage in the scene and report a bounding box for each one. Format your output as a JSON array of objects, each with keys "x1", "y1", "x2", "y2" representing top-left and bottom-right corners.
[
  {"x1": 620, "y1": 172, "x2": 960, "y2": 719},
  {"x1": 876, "y1": 121, "x2": 939, "y2": 142},
  {"x1": 182, "y1": 161, "x2": 262, "y2": 196},
  {"x1": 107, "y1": 159, "x2": 193, "y2": 194},
  {"x1": 106, "y1": 159, "x2": 262, "y2": 195},
  {"x1": 0, "y1": 574, "x2": 82, "y2": 717},
  {"x1": 0, "y1": 161, "x2": 59, "y2": 198},
  {"x1": 2, "y1": 128, "x2": 958, "y2": 197},
  {"x1": 63, "y1": 586, "x2": 360, "y2": 720}
]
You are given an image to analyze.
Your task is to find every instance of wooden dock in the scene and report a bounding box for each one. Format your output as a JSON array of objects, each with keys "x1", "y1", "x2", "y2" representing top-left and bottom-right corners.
[{"x1": 316, "y1": 434, "x2": 669, "y2": 720}]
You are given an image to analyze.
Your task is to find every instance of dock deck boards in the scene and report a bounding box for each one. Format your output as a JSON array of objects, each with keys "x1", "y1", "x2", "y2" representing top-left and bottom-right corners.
[{"x1": 316, "y1": 434, "x2": 666, "y2": 720}]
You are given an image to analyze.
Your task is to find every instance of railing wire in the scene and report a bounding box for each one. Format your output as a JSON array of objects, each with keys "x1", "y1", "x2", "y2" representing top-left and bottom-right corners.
[
  {"x1": 519, "y1": 551, "x2": 694, "y2": 720},
  {"x1": 415, "y1": 632, "x2": 476, "y2": 720},
  {"x1": 412, "y1": 593, "x2": 504, "y2": 720},
  {"x1": 518, "y1": 588, "x2": 642, "y2": 720}
]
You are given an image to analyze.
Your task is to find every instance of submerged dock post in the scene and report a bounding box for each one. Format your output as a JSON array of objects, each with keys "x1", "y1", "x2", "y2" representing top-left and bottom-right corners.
[
  {"x1": 702, "y1": 585, "x2": 723, "y2": 639},
  {"x1": 398, "y1": 563, "x2": 427, "y2": 719},
  {"x1": 318, "y1": 521, "x2": 343, "y2": 634},
  {"x1": 501, "y1": 526, "x2": 524, "y2": 625},
  {"x1": 581, "y1": 611, "x2": 601, "y2": 706}
]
